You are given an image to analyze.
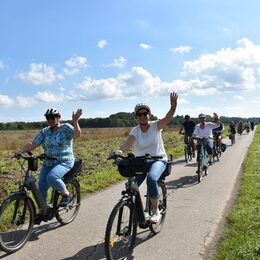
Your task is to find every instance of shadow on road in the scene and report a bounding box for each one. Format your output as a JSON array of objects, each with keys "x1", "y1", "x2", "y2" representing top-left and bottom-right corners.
[
  {"x1": 61, "y1": 229, "x2": 154, "y2": 260},
  {"x1": 29, "y1": 222, "x2": 61, "y2": 241},
  {"x1": 166, "y1": 174, "x2": 198, "y2": 190}
]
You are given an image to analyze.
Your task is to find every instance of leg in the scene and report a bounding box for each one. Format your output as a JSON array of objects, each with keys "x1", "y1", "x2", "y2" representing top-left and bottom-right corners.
[
  {"x1": 38, "y1": 165, "x2": 52, "y2": 201},
  {"x1": 206, "y1": 139, "x2": 214, "y2": 163}
]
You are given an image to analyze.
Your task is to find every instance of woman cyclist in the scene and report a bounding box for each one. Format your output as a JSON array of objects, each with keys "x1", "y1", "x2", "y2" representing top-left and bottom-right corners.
[
  {"x1": 193, "y1": 113, "x2": 220, "y2": 165},
  {"x1": 109, "y1": 92, "x2": 178, "y2": 223},
  {"x1": 17, "y1": 108, "x2": 83, "y2": 212}
]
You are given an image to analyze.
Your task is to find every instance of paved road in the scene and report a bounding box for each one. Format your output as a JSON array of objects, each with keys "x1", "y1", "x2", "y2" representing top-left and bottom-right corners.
[{"x1": 0, "y1": 130, "x2": 255, "y2": 260}]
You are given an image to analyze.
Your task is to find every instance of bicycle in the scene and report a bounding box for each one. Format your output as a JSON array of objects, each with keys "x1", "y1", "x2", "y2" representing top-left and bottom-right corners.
[
  {"x1": 180, "y1": 133, "x2": 194, "y2": 163},
  {"x1": 104, "y1": 153, "x2": 172, "y2": 260},
  {"x1": 193, "y1": 137, "x2": 209, "y2": 182},
  {"x1": 228, "y1": 130, "x2": 236, "y2": 145},
  {"x1": 0, "y1": 152, "x2": 82, "y2": 253},
  {"x1": 212, "y1": 133, "x2": 222, "y2": 162}
]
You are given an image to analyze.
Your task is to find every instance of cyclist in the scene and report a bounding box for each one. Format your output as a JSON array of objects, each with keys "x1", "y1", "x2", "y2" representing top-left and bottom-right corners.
[
  {"x1": 108, "y1": 92, "x2": 178, "y2": 223},
  {"x1": 250, "y1": 121, "x2": 255, "y2": 131},
  {"x1": 179, "y1": 115, "x2": 196, "y2": 157},
  {"x1": 212, "y1": 121, "x2": 225, "y2": 150},
  {"x1": 16, "y1": 108, "x2": 83, "y2": 208},
  {"x1": 193, "y1": 113, "x2": 220, "y2": 165},
  {"x1": 229, "y1": 121, "x2": 236, "y2": 135},
  {"x1": 237, "y1": 121, "x2": 243, "y2": 135}
]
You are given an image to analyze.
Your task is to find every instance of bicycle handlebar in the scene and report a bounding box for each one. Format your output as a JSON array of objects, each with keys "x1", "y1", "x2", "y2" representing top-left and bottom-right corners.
[
  {"x1": 14, "y1": 153, "x2": 57, "y2": 161},
  {"x1": 110, "y1": 152, "x2": 163, "y2": 161}
]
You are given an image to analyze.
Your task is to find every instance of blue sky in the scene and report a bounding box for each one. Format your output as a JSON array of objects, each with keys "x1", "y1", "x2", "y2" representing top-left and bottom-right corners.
[{"x1": 0, "y1": 0, "x2": 260, "y2": 122}]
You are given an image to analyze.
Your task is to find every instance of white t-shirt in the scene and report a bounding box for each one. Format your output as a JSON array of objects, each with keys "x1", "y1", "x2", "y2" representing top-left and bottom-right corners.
[
  {"x1": 193, "y1": 122, "x2": 220, "y2": 138},
  {"x1": 130, "y1": 121, "x2": 167, "y2": 160}
]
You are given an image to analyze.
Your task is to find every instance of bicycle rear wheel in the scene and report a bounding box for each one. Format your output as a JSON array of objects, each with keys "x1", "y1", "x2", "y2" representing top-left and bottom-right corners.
[
  {"x1": 149, "y1": 181, "x2": 167, "y2": 235},
  {"x1": 0, "y1": 194, "x2": 34, "y2": 253},
  {"x1": 55, "y1": 179, "x2": 81, "y2": 225},
  {"x1": 197, "y1": 155, "x2": 203, "y2": 182},
  {"x1": 184, "y1": 145, "x2": 188, "y2": 163},
  {"x1": 105, "y1": 200, "x2": 137, "y2": 260}
]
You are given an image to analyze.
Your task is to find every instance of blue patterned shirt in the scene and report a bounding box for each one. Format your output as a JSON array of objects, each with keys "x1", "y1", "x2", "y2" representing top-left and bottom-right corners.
[{"x1": 33, "y1": 123, "x2": 74, "y2": 167}]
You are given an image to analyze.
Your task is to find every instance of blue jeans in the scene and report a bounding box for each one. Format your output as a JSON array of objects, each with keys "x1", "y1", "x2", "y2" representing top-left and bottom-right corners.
[
  {"x1": 136, "y1": 160, "x2": 166, "y2": 199},
  {"x1": 38, "y1": 163, "x2": 72, "y2": 201}
]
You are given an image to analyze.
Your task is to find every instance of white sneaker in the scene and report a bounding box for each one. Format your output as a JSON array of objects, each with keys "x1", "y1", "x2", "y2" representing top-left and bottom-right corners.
[
  {"x1": 150, "y1": 209, "x2": 161, "y2": 223},
  {"x1": 144, "y1": 211, "x2": 150, "y2": 220}
]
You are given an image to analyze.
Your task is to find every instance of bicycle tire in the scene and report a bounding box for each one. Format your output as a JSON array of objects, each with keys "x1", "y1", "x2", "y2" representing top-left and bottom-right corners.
[
  {"x1": 148, "y1": 181, "x2": 167, "y2": 235},
  {"x1": 0, "y1": 194, "x2": 34, "y2": 253},
  {"x1": 105, "y1": 200, "x2": 137, "y2": 260},
  {"x1": 184, "y1": 145, "x2": 188, "y2": 163},
  {"x1": 197, "y1": 154, "x2": 203, "y2": 182},
  {"x1": 55, "y1": 179, "x2": 81, "y2": 225}
]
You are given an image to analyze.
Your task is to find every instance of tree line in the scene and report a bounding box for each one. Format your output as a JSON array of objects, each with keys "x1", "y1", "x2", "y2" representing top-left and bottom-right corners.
[{"x1": 0, "y1": 112, "x2": 259, "y2": 131}]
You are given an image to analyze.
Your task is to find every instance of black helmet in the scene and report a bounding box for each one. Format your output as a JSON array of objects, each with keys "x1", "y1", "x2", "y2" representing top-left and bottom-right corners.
[
  {"x1": 184, "y1": 115, "x2": 190, "y2": 119},
  {"x1": 44, "y1": 108, "x2": 61, "y2": 118}
]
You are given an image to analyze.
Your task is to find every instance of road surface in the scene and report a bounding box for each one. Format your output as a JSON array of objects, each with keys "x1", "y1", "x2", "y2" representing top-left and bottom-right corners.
[{"x1": 0, "y1": 130, "x2": 255, "y2": 260}]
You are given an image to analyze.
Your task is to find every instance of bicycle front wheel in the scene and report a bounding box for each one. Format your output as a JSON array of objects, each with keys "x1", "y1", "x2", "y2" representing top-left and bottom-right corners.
[
  {"x1": 105, "y1": 200, "x2": 137, "y2": 260},
  {"x1": 0, "y1": 194, "x2": 34, "y2": 253},
  {"x1": 149, "y1": 181, "x2": 167, "y2": 235},
  {"x1": 55, "y1": 179, "x2": 81, "y2": 225}
]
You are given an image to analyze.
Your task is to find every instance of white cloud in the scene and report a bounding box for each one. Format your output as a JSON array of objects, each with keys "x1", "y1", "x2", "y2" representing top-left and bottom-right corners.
[
  {"x1": 0, "y1": 94, "x2": 14, "y2": 107},
  {"x1": 234, "y1": 95, "x2": 245, "y2": 101},
  {"x1": 223, "y1": 27, "x2": 232, "y2": 35},
  {"x1": 65, "y1": 56, "x2": 88, "y2": 67},
  {"x1": 103, "y1": 56, "x2": 127, "y2": 68},
  {"x1": 252, "y1": 96, "x2": 260, "y2": 105},
  {"x1": 35, "y1": 91, "x2": 64, "y2": 103},
  {"x1": 97, "y1": 40, "x2": 107, "y2": 48},
  {"x1": 16, "y1": 96, "x2": 37, "y2": 108},
  {"x1": 18, "y1": 63, "x2": 64, "y2": 85},
  {"x1": 178, "y1": 98, "x2": 189, "y2": 104},
  {"x1": 0, "y1": 61, "x2": 6, "y2": 69},
  {"x1": 63, "y1": 68, "x2": 79, "y2": 75},
  {"x1": 223, "y1": 106, "x2": 239, "y2": 111},
  {"x1": 139, "y1": 43, "x2": 153, "y2": 49},
  {"x1": 183, "y1": 38, "x2": 260, "y2": 92},
  {"x1": 169, "y1": 46, "x2": 191, "y2": 54}
]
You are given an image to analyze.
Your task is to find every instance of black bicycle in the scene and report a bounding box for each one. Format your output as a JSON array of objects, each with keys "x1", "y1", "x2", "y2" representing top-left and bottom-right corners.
[
  {"x1": 193, "y1": 137, "x2": 208, "y2": 182},
  {"x1": 180, "y1": 133, "x2": 194, "y2": 163},
  {"x1": 0, "y1": 153, "x2": 82, "y2": 253},
  {"x1": 212, "y1": 133, "x2": 222, "y2": 162},
  {"x1": 105, "y1": 153, "x2": 172, "y2": 260}
]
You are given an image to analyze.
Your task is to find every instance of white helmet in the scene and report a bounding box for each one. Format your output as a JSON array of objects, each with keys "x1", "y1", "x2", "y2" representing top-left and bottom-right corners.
[
  {"x1": 134, "y1": 103, "x2": 151, "y2": 115},
  {"x1": 44, "y1": 108, "x2": 61, "y2": 117}
]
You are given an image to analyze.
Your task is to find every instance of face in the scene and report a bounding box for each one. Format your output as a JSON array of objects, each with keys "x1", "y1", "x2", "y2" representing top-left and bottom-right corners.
[
  {"x1": 46, "y1": 115, "x2": 60, "y2": 126},
  {"x1": 199, "y1": 117, "x2": 206, "y2": 123},
  {"x1": 136, "y1": 109, "x2": 150, "y2": 125}
]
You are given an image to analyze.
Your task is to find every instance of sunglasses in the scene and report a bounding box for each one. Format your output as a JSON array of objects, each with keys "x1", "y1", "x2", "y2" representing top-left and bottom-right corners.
[
  {"x1": 46, "y1": 115, "x2": 58, "y2": 121},
  {"x1": 136, "y1": 112, "x2": 148, "y2": 117}
]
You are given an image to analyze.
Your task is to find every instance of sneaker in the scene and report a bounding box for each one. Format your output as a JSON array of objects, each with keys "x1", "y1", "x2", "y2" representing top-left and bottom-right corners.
[
  {"x1": 208, "y1": 160, "x2": 213, "y2": 166},
  {"x1": 150, "y1": 210, "x2": 161, "y2": 223},
  {"x1": 34, "y1": 213, "x2": 43, "y2": 225},
  {"x1": 59, "y1": 194, "x2": 72, "y2": 207},
  {"x1": 144, "y1": 211, "x2": 150, "y2": 220}
]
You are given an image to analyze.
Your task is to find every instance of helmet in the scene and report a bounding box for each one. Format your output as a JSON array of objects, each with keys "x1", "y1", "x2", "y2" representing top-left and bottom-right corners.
[
  {"x1": 44, "y1": 108, "x2": 61, "y2": 118},
  {"x1": 134, "y1": 103, "x2": 151, "y2": 115},
  {"x1": 184, "y1": 115, "x2": 190, "y2": 119},
  {"x1": 198, "y1": 113, "x2": 206, "y2": 118}
]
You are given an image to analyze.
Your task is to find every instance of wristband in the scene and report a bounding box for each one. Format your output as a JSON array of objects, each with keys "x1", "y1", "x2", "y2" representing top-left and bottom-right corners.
[{"x1": 18, "y1": 149, "x2": 25, "y2": 153}]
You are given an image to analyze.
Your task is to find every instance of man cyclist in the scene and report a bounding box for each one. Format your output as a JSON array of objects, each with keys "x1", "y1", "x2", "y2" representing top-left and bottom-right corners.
[
  {"x1": 212, "y1": 121, "x2": 225, "y2": 150},
  {"x1": 179, "y1": 115, "x2": 196, "y2": 157},
  {"x1": 193, "y1": 113, "x2": 220, "y2": 165}
]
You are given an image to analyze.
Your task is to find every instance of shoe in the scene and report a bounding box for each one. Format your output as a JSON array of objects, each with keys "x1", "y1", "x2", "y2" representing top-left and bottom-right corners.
[
  {"x1": 150, "y1": 210, "x2": 161, "y2": 223},
  {"x1": 208, "y1": 160, "x2": 213, "y2": 166},
  {"x1": 34, "y1": 213, "x2": 43, "y2": 225},
  {"x1": 59, "y1": 194, "x2": 72, "y2": 207}
]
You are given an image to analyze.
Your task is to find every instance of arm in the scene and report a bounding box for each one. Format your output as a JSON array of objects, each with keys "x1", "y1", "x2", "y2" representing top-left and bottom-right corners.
[
  {"x1": 179, "y1": 125, "x2": 184, "y2": 133},
  {"x1": 157, "y1": 92, "x2": 178, "y2": 130},
  {"x1": 18, "y1": 141, "x2": 39, "y2": 153},
  {"x1": 72, "y1": 109, "x2": 83, "y2": 139},
  {"x1": 119, "y1": 135, "x2": 135, "y2": 152}
]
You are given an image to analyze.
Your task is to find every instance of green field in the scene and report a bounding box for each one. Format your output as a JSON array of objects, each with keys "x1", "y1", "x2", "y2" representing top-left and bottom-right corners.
[{"x1": 213, "y1": 126, "x2": 260, "y2": 260}]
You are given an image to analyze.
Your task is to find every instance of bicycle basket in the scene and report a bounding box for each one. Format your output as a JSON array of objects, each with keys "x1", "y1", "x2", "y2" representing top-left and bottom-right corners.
[
  {"x1": 161, "y1": 160, "x2": 173, "y2": 178},
  {"x1": 28, "y1": 158, "x2": 38, "y2": 171},
  {"x1": 65, "y1": 158, "x2": 83, "y2": 177},
  {"x1": 117, "y1": 157, "x2": 147, "y2": 177}
]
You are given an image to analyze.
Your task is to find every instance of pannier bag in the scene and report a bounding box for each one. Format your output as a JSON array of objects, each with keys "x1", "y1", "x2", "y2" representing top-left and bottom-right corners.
[
  {"x1": 65, "y1": 158, "x2": 83, "y2": 176},
  {"x1": 161, "y1": 159, "x2": 173, "y2": 178},
  {"x1": 117, "y1": 157, "x2": 147, "y2": 177}
]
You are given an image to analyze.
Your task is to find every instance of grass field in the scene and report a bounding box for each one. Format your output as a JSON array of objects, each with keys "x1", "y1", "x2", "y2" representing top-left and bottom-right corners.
[{"x1": 213, "y1": 125, "x2": 260, "y2": 260}]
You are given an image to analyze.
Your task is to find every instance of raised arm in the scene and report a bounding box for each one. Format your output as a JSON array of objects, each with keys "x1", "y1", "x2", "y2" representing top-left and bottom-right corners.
[
  {"x1": 72, "y1": 109, "x2": 83, "y2": 139},
  {"x1": 157, "y1": 92, "x2": 178, "y2": 130}
]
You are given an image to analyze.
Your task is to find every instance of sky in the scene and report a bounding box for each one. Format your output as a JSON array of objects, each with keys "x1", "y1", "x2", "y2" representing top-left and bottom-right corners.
[{"x1": 0, "y1": 0, "x2": 260, "y2": 122}]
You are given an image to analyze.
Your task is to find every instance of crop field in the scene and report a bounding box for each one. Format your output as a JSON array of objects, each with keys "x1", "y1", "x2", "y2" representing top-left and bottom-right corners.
[{"x1": 0, "y1": 126, "x2": 184, "y2": 203}]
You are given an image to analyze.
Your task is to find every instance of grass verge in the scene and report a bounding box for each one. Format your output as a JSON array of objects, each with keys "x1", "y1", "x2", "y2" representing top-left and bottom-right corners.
[{"x1": 213, "y1": 125, "x2": 260, "y2": 260}]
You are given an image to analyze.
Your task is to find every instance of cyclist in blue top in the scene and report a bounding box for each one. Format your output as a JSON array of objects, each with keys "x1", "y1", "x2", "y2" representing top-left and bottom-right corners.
[
  {"x1": 179, "y1": 115, "x2": 196, "y2": 156},
  {"x1": 17, "y1": 108, "x2": 82, "y2": 207},
  {"x1": 212, "y1": 122, "x2": 225, "y2": 149}
]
